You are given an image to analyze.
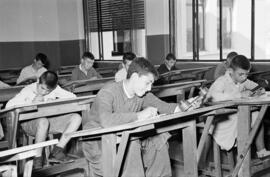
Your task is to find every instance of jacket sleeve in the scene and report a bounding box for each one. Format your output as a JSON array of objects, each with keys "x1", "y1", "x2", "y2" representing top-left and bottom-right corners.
[{"x1": 142, "y1": 93, "x2": 177, "y2": 114}]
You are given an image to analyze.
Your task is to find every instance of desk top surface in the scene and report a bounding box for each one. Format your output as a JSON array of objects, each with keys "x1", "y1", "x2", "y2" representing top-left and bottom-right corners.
[
  {"x1": 0, "y1": 95, "x2": 95, "y2": 114},
  {"x1": 68, "y1": 102, "x2": 234, "y2": 138}
]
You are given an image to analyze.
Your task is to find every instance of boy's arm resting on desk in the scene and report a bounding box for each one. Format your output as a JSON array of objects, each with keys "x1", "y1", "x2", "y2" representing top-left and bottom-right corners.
[
  {"x1": 96, "y1": 90, "x2": 138, "y2": 127},
  {"x1": 5, "y1": 87, "x2": 32, "y2": 108}
]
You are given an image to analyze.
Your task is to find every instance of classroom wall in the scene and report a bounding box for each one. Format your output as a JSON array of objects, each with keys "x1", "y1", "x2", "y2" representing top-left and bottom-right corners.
[
  {"x1": 145, "y1": 0, "x2": 170, "y2": 65},
  {"x1": 0, "y1": 0, "x2": 84, "y2": 70}
]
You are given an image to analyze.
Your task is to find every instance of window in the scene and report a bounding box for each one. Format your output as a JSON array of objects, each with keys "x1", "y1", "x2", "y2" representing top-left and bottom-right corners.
[
  {"x1": 84, "y1": 0, "x2": 145, "y2": 60},
  {"x1": 174, "y1": 0, "x2": 257, "y2": 60}
]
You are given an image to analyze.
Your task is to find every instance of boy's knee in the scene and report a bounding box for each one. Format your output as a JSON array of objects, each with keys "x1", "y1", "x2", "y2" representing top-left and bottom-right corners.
[
  {"x1": 70, "y1": 113, "x2": 82, "y2": 124},
  {"x1": 37, "y1": 118, "x2": 49, "y2": 129}
]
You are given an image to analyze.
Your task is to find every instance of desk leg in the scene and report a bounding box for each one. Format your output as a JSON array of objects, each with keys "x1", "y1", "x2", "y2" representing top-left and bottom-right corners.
[
  {"x1": 23, "y1": 158, "x2": 33, "y2": 177},
  {"x1": 102, "y1": 134, "x2": 117, "y2": 177},
  {"x1": 82, "y1": 105, "x2": 91, "y2": 126},
  {"x1": 237, "y1": 105, "x2": 251, "y2": 177},
  {"x1": 113, "y1": 132, "x2": 130, "y2": 177},
  {"x1": 6, "y1": 111, "x2": 19, "y2": 148},
  {"x1": 183, "y1": 120, "x2": 198, "y2": 177}
]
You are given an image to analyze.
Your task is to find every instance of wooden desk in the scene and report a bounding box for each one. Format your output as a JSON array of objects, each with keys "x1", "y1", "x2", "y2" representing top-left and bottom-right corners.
[
  {"x1": 63, "y1": 78, "x2": 206, "y2": 102},
  {"x1": 1, "y1": 95, "x2": 95, "y2": 148},
  {"x1": 62, "y1": 77, "x2": 115, "y2": 95},
  {"x1": 152, "y1": 79, "x2": 206, "y2": 101},
  {"x1": 58, "y1": 66, "x2": 117, "y2": 77},
  {"x1": 207, "y1": 95, "x2": 270, "y2": 177},
  {"x1": 0, "y1": 85, "x2": 24, "y2": 103},
  {"x1": 230, "y1": 96, "x2": 270, "y2": 177},
  {"x1": 0, "y1": 68, "x2": 21, "y2": 85},
  {"x1": 0, "y1": 139, "x2": 58, "y2": 177},
  {"x1": 67, "y1": 103, "x2": 234, "y2": 177},
  {"x1": 157, "y1": 66, "x2": 214, "y2": 84}
]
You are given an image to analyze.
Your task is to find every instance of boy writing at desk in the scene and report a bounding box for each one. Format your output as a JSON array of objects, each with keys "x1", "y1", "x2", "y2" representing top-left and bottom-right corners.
[
  {"x1": 6, "y1": 71, "x2": 82, "y2": 169},
  {"x1": 82, "y1": 57, "x2": 200, "y2": 177},
  {"x1": 206, "y1": 55, "x2": 270, "y2": 157},
  {"x1": 71, "y1": 52, "x2": 102, "y2": 81}
]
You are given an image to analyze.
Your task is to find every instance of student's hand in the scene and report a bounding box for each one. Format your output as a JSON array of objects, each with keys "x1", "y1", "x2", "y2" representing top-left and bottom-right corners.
[
  {"x1": 90, "y1": 76, "x2": 98, "y2": 80},
  {"x1": 241, "y1": 90, "x2": 252, "y2": 98},
  {"x1": 252, "y1": 88, "x2": 265, "y2": 97},
  {"x1": 188, "y1": 98, "x2": 202, "y2": 111},
  {"x1": 32, "y1": 94, "x2": 44, "y2": 103},
  {"x1": 137, "y1": 107, "x2": 158, "y2": 121}
]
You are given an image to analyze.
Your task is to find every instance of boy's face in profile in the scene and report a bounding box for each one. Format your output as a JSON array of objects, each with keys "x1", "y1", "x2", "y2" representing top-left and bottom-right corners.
[
  {"x1": 133, "y1": 73, "x2": 154, "y2": 97},
  {"x1": 36, "y1": 83, "x2": 53, "y2": 96},
  {"x1": 124, "y1": 60, "x2": 132, "y2": 70},
  {"x1": 165, "y1": 59, "x2": 176, "y2": 69},
  {"x1": 81, "y1": 57, "x2": 94, "y2": 70},
  {"x1": 33, "y1": 59, "x2": 44, "y2": 70},
  {"x1": 230, "y1": 67, "x2": 249, "y2": 84}
]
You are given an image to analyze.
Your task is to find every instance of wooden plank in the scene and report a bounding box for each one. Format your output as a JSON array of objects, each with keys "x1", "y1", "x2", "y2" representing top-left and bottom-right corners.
[
  {"x1": 0, "y1": 150, "x2": 37, "y2": 163},
  {"x1": 0, "y1": 139, "x2": 58, "y2": 157},
  {"x1": 182, "y1": 120, "x2": 198, "y2": 177},
  {"x1": 102, "y1": 134, "x2": 117, "y2": 177},
  {"x1": 197, "y1": 115, "x2": 214, "y2": 163},
  {"x1": 213, "y1": 141, "x2": 222, "y2": 177},
  {"x1": 236, "y1": 105, "x2": 251, "y2": 177},
  {"x1": 62, "y1": 77, "x2": 114, "y2": 90},
  {"x1": 33, "y1": 158, "x2": 89, "y2": 176},
  {"x1": 113, "y1": 131, "x2": 130, "y2": 177},
  {"x1": 160, "y1": 66, "x2": 214, "y2": 78}
]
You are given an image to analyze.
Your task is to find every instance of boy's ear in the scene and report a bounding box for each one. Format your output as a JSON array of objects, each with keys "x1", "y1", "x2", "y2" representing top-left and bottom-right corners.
[
  {"x1": 130, "y1": 72, "x2": 139, "y2": 80},
  {"x1": 227, "y1": 68, "x2": 233, "y2": 74}
]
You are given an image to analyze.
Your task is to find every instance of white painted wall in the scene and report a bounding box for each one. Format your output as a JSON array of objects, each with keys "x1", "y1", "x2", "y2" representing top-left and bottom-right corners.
[
  {"x1": 0, "y1": 0, "x2": 84, "y2": 42},
  {"x1": 145, "y1": 0, "x2": 169, "y2": 35}
]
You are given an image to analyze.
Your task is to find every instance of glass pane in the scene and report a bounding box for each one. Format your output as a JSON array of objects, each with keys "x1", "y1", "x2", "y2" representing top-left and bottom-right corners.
[
  {"x1": 231, "y1": 0, "x2": 251, "y2": 59},
  {"x1": 199, "y1": 0, "x2": 219, "y2": 60},
  {"x1": 86, "y1": 0, "x2": 146, "y2": 60},
  {"x1": 219, "y1": 0, "x2": 233, "y2": 60},
  {"x1": 254, "y1": 0, "x2": 270, "y2": 60},
  {"x1": 175, "y1": 0, "x2": 193, "y2": 59}
]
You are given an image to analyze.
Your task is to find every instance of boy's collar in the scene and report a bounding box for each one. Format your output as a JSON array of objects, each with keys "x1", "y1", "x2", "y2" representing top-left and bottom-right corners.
[{"x1": 122, "y1": 80, "x2": 134, "y2": 99}]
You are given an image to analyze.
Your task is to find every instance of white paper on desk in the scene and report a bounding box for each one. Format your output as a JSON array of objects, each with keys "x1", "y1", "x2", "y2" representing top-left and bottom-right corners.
[{"x1": 135, "y1": 114, "x2": 166, "y2": 122}]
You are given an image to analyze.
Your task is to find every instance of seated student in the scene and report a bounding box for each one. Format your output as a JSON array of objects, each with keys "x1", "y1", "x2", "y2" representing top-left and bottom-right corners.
[
  {"x1": 82, "y1": 57, "x2": 201, "y2": 177},
  {"x1": 206, "y1": 55, "x2": 270, "y2": 157},
  {"x1": 214, "y1": 51, "x2": 238, "y2": 80},
  {"x1": 71, "y1": 52, "x2": 102, "y2": 81},
  {"x1": 115, "y1": 52, "x2": 136, "y2": 82},
  {"x1": 16, "y1": 53, "x2": 48, "y2": 85},
  {"x1": 6, "y1": 71, "x2": 82, "y2": 169},
  {"x1": 157, "y1": 53, "x2": 177, "y2": 75}
]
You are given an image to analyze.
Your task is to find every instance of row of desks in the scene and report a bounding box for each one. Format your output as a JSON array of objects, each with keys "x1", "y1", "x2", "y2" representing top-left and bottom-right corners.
[
  {"x1": 1, "y1": 78, "x2": 270, "y2": 176},
  {"x1": 66, "y1": 95, "x2": 270, "y2": 177}
]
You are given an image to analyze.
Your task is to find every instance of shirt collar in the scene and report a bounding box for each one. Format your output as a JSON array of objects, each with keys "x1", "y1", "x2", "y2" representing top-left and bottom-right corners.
[
  {"x1": 122, "y1": 81, "x2": 133, "y2": 99},
  {"x1": 79, "y1": 64, "x2": 88, "y2": 75}
]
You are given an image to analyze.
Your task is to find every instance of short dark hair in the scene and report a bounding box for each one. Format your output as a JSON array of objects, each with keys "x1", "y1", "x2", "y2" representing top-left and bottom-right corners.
[
  {"x1": 35, "y1": 53, "x2": 49, "y2": 68},
  {"x1": 226, "y1": 51, "x2": 238, "y2": 61},
  {"x1": 127, "y1": 57, "x2": 159, "y2": 79},
  {"x1": 165, "y1": 53, "x2": 176, "y2": 61},
  {"x1": 82, "y1": 52, "x2": 95, "y2": 60},
  {"x1": 123, "y1": 52, "x2": 136, "y2": 64},
  {"x1": 39, "y1": 71, "x2": 58, "y2": 90},
  {"x1": 229, "y1": 55, "x2": 251, "y2": 71}
]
